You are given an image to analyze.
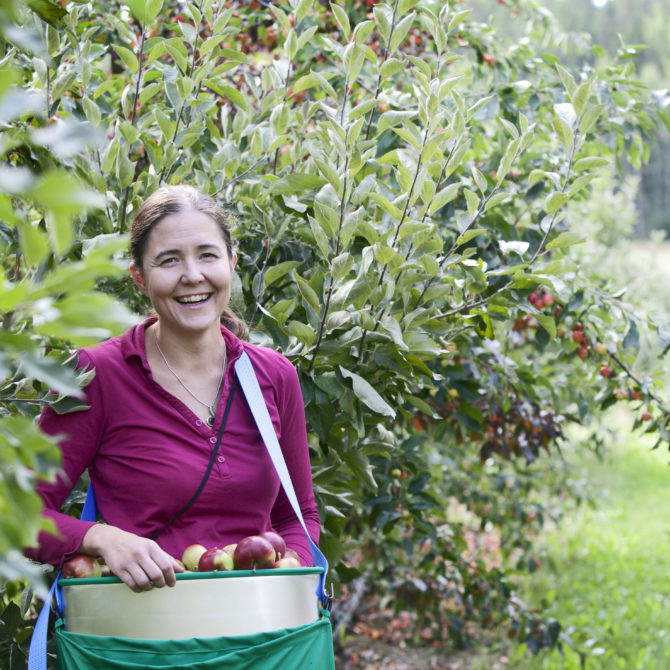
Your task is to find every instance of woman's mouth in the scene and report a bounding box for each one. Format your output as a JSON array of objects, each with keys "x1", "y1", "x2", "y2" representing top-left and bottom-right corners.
[{"x1": 175, "y1": 293, "x2": 211, "y2": 305}]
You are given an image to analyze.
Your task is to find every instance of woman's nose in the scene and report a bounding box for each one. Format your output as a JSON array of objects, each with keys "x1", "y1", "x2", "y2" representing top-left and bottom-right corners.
[{"x1": 180, "y1": 258, "x2": 204, "y2": 283}]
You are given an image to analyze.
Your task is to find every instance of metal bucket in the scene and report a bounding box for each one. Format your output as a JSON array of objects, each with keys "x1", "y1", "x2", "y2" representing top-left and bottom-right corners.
[{"x1": 59, "y1": 568, "x2": 323, "y2": 639}]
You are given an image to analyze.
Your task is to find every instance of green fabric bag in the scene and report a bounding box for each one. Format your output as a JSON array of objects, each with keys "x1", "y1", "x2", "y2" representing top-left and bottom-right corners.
[{"x1": 55, "y1": 610, "x2": 335, "y2": 670}]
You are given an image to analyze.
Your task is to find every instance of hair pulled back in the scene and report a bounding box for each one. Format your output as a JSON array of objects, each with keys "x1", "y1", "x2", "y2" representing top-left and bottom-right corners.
[{"x1": 130, "y1": 185, "x2": 247, "y2": 340}]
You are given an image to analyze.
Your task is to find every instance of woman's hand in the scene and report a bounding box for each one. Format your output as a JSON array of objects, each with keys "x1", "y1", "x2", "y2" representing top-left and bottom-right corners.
[{"x1": 79, "y1": 524, "x2": 184, "y2": 592}]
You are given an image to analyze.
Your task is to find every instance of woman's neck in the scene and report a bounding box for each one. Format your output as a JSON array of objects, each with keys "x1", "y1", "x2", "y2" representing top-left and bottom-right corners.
[{"x1": 151, "y1": 321, "x2": 225, "y2": 370}]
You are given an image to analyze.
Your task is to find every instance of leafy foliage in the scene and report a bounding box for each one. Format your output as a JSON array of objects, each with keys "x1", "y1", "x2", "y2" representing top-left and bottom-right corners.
[{"x1": 0, "y1": 0, "x2": 668, "y2": 663}]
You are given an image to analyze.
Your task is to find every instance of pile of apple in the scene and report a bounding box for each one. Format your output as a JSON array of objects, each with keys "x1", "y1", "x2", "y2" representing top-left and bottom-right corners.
[
  {"x1": 61, "y1": 531, "x2": 301, "y2": 580},
  {"x1": 183, "y1": 531, "x2": 301, "y2": 572}
]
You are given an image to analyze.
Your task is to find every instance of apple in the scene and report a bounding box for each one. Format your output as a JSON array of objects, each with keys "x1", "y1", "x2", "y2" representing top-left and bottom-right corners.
[
  {"x1": 259, "y1": 531, "x2": 286, "y2": 560},
  {"x1": 198, "y1": 546, "x2": 234, "y2": 572},
  {"x1": 594, "y1": 342, "x2": 609, "y2": 356},
  {"x1": 182, "y1": 543, "x2": 208, "y2": 571},
  {"x1": 233, "y1": 535, "x2": 276, "y2": 570},
  {"x1": 284, "y1": 548, "x2": 300, "y2": 562},
  {"x1": 62, "y1": 554, "x2": 102, "y2": 579},
  {"x1": 273, "y1": 556, "x2": 301, "y2": 569},
  {"x1": 222, "y1": 543, "x2": 237, "y2": 556}
]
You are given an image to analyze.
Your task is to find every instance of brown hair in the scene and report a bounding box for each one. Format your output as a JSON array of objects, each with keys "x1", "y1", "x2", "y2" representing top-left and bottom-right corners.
[{"x1": 130, "y1": 185, "x2": 248, "y2": 339}]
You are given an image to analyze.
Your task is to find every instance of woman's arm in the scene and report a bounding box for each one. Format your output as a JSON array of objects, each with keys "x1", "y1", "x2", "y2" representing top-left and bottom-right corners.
[{"x1": 24, "y1": 349, "x2": 183, "y2": 590}]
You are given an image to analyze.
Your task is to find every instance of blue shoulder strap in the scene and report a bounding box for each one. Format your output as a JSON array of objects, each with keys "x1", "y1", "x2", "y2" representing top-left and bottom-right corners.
[
  {"x1": 234, "y1": 351, "x2": 331, "y2": 609},
  {"x1": 28, "y1": 484, "x2": 98, "y2": 670}
]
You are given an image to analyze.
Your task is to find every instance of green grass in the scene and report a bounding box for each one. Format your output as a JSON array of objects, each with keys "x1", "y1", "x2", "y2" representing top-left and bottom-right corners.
[{"x1": 505, "y1": 423, "x2": 670, "y2": 670}]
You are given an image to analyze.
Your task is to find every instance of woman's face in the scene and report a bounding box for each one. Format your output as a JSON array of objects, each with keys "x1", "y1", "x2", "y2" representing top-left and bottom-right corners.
[{"x1": 130, "y1": 208, "x2": 236, "y2": 338}]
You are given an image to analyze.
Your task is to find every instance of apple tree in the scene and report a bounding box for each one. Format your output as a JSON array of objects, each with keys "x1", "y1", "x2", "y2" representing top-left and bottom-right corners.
[{"x1": 0, "y1": 0, "x2": 668, "y2": 664}]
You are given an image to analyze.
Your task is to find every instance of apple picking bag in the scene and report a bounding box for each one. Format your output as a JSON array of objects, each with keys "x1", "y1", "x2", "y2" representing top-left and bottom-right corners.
[{"x1": 28, "y1": 352, "x2": 335, "y2": 670}]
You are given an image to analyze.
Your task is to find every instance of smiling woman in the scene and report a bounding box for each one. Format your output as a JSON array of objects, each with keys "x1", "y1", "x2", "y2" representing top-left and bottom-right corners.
[{"x1": 24, "y1": 185, "x2": 322, "y2": 595}]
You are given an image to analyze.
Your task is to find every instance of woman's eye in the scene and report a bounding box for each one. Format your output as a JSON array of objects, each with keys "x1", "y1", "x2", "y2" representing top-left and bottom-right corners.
[
  {"x1": 201, "y1": 252, "x2": 217, "y2": 259},
  {"x1": 159, "y1": 257, "x2": 178, "y2": 266}
]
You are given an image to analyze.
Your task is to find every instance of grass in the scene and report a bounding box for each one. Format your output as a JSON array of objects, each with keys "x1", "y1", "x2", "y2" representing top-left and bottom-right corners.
[{"x1": 500, "y1": 418, "x2": 670, "y2": 670}]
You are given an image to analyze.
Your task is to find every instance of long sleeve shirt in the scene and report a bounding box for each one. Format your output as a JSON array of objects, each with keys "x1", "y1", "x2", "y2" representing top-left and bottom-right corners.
[{"x1": 25, "y1": 318, "x2": 320, "y2": 568}]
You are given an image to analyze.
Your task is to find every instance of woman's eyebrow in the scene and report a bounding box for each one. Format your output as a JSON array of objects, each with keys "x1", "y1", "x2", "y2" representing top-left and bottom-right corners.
[
  {"x1": 153, "y1": 244, "x2": 221, "y2": 261},
  {"x1": 153, "y1": 248, "x2": 181, "y2": 262}
]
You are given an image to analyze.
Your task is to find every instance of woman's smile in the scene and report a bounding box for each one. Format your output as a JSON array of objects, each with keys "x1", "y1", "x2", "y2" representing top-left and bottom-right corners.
[{"x1": 175, "y1": 293, "x2": 212, "y2": 305}]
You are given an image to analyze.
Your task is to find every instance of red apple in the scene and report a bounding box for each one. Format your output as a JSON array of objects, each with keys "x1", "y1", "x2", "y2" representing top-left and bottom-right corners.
[
  {"x1": 259, "y1": 531, "x2": 286, "y2": 560},
  {"x1": 273, "y1": 556, "x2": 301, "y2": 569},
  {"x1": 62, "y1": 554, "x2": 102, "y2": 579},
  {"x1": 198, "y1": 547, "x2": 234, "y2": 572},
  {"x1": 284, "y1": 548, "x2": 300, "y2": 562},
  {"x1": 222, "y1": 543, "x2": 237, "y2": 556},
  {"x1": 182, "y1": 543, "x2": 208, "y2": 571},
  {"x1": 233, "y1": 535, "x2": 276, "y2": 570}
]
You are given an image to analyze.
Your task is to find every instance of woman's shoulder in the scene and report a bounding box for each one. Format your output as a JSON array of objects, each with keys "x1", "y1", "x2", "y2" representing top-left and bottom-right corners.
[{"x1": 76, "y1": 323, "x2": 144, "y2": 372}]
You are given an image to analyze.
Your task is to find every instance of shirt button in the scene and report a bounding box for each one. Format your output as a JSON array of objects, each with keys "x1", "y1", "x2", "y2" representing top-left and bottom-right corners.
[
  {"x1": 217, "y1": 456, "x2": 225, "y2": 463},
  {"x1": 209, "y1": 437, "x2": 216, "y2": 444},
  {"x1": 195, "y1": 420, "x2": 202, "y2": 426}
]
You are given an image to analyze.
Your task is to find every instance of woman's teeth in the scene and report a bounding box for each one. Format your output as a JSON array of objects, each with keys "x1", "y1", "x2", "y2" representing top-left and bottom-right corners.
[{"x1": 176, "y1": 294, "x2": 210, "y2": 304}]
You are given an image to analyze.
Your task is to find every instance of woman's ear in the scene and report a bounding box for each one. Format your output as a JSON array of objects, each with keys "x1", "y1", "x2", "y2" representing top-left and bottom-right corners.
[
  {"x1": 231, "y1": 252, "x2": 238, "y2": 270},
  {"x1": 129, "y1": 262, "x2": 147, "y2": 294}
]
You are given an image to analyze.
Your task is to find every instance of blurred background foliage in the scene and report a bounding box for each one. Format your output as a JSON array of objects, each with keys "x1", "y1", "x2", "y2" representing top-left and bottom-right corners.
[{"x1": 0, "y1": 0, "x2": 668, "y2": 667}]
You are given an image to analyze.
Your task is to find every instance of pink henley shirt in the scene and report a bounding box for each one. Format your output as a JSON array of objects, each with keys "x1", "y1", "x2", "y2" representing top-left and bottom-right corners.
[{"x1": 25, "y1": 318, "x2": 320, "y2": 568}]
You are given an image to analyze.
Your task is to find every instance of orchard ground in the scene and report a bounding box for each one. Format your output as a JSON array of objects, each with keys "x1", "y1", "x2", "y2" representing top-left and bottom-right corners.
[
  {"x1": 334, "y1": 411, "x2": 670, "y2": 670},
  {"x1": 334, "y1": 241, "x2": 670, "y2": 668}
]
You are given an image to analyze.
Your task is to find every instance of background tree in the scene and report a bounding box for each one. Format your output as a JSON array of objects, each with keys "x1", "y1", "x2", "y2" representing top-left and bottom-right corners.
[
  {"x1": 471, "y1": 0, "x2": 670, "y2": 235},
  {"x1": 0, "y1": 0, "x2": 668, "y2": 665}
]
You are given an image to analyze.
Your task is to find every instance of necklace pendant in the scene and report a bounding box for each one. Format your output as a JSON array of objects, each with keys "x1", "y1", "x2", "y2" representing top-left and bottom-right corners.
[{"x1": 207, "y1": 415, "x2": 214, "y2": 427}]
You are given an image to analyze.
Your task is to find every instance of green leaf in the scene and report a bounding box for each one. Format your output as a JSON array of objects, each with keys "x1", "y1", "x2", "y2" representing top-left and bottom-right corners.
[
  {"x1": 26, "y1": 0, "x2": 67, "y2": 26},
  {"x1": 373, "y1": 6, "x2": 391, "y2": 41},
  {"x1": 623, "y1": 319, "x2": 639, "y2": 349},
  {"x1": 380, "y1": 58, "x2": 405, "y2": 81},
  {"x1": 572, "y1": 81, "x2": 591, "y2": 116},
  {"x1": 18, "y1": 353, "x2": 85, "y2": 398},
  {"x1": 293, "y1": 73, "x2": 319, "y2": 94},
  {"x1": 342, "y1": 450, "x2": 377, "y2": 491},
  {"x1": 572, "y1": 157, "x2": 610, "y2": 172},
  {"x1": 340, "y1": 367, "x2": 395, "y2": 418},
  {"x1": 287, "y1": 320, "x2": 316, "y2": 346},
  {"x1": 429, "y1": 183, "x2": 460, "y2": 214},
  {"x1": 545, "y1": 191, "x2": 569, "y2": 214},
  {"x1": 368, "y1": 192, "x2": 403, "y2": 220},
  {"x1": 456, "y1": 228, "x2": 486, "y2": 246},
  {"x1": 295, "y1": 273, "x2": 321, "y2": 311},
  {"x1": 204, "y1": 80, "x2": 249, "y2": 111},
  {"x1": 264, "y1": 261, "x2": 302, "y2": 288},
  {"x1": 555, "y1": 63, "x2": 576, "y2": 97},
  {"x1": 545, "y1": 231, "x2": 585, "y2": 251},
  {"x1": 113, "y1": 45, "x2": 139, "y2": 74},
  {"x1": 377, "y1": 110, "x2": 416, "y2": 135},
  {"x1": 274, "y1": 173, "x2": 327, "y2": 195},
  {"x1": 200, "y1": 34, "x2": 226, "y2": 56},
  {"x1": 552, "y1": 117, "x2": 573, "y2": 150},
  {"x1": 126, "y1": 0, "x2": 164, "y2": 25},
  {"x1": 331, "y1": 252, "x2": 354, "y2": 280},
  {"x1": 17, "y1": 222, "x2": 49, "y2": 266},
  {"x1": 390, "y1": 12, "x2": 415, "y2": 52},
  {"x1": 330, "y1": 2, "x2": 351, "y2": 41},
  {"x1": 535, "y1": 314, "x2": 556, "y2": 338},
  {"x1": 464, "y1": 189, "x2": 480, "y2": 217},
  {"x1": 484, "y1": 191, "x2": 512, "y2": 211}
]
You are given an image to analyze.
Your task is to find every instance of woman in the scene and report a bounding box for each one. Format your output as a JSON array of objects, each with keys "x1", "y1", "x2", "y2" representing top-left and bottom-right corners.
[{"x1": 25, "y1": 185, "x2": 320, "y2": 593}]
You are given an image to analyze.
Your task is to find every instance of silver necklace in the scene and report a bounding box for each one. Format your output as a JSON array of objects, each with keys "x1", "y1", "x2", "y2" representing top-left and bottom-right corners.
[{"x1": 153, "y1": 329, "x2": 227, "y2": 426}]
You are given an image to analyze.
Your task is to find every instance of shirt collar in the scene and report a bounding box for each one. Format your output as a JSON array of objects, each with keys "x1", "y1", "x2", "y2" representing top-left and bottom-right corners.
[{"x1": 120, "y1": 317, "x2": 245, "y2": 367}]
